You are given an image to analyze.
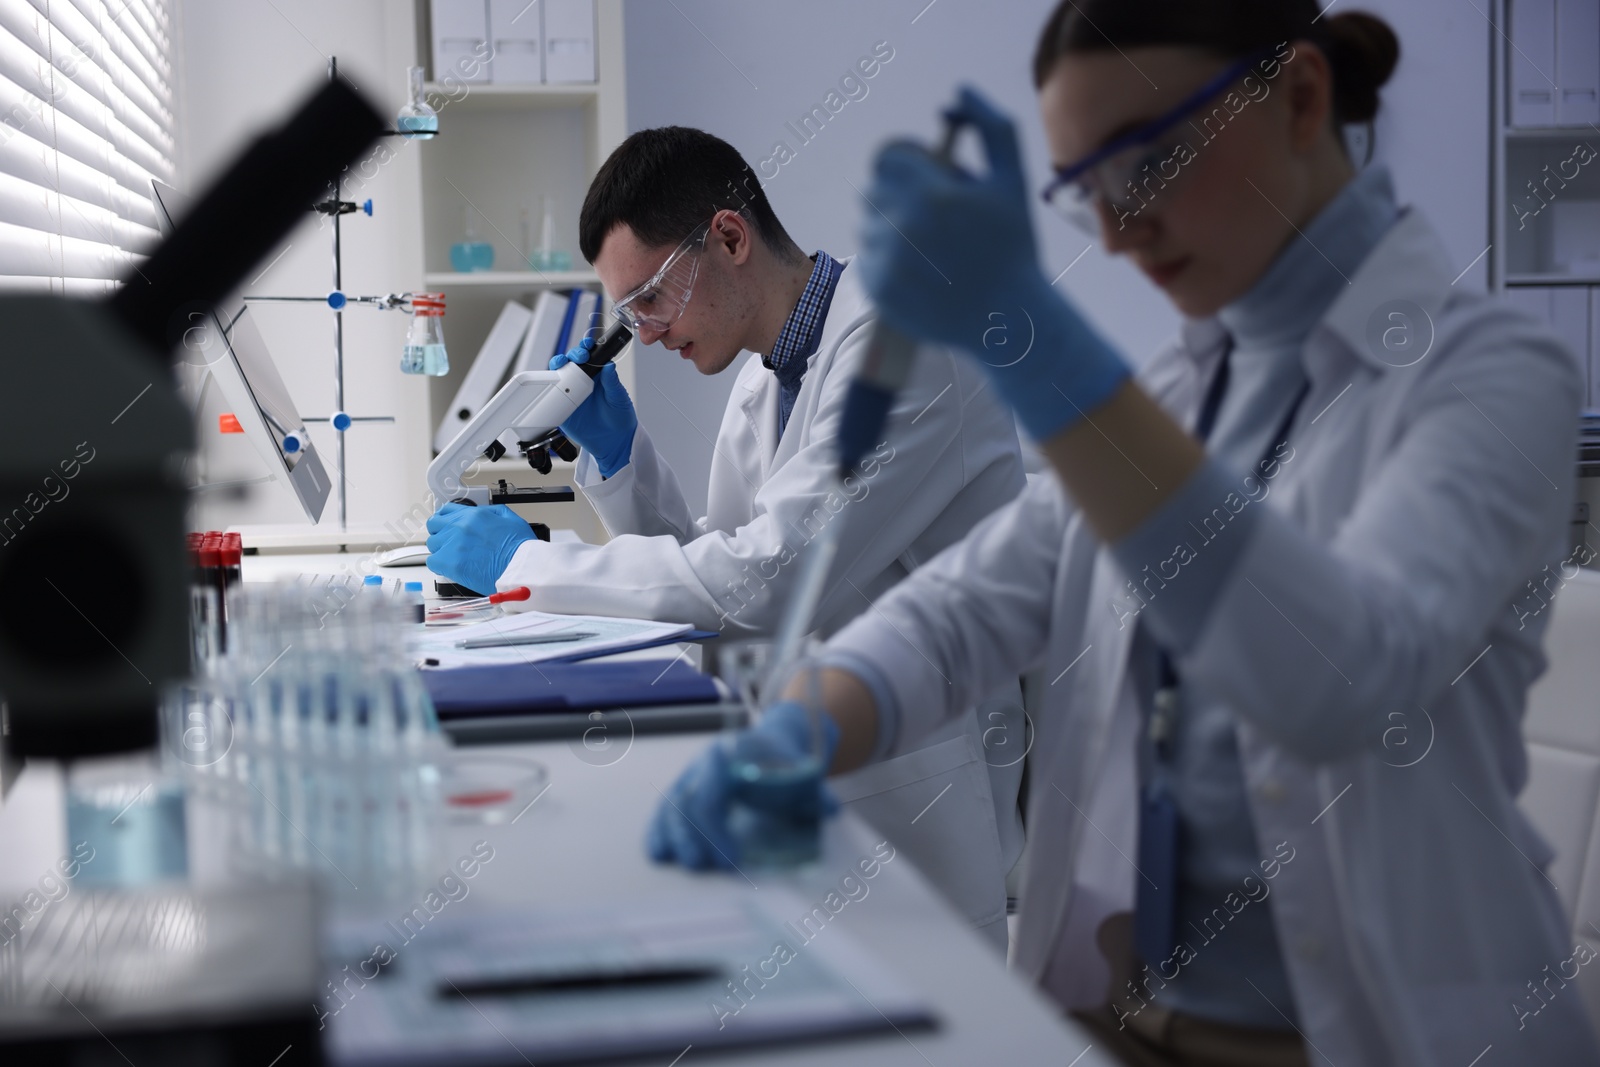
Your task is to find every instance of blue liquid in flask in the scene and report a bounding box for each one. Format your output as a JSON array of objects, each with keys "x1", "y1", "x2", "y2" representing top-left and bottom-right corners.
[
  {"x1": 396, "y1": 114, "x2": 437, "y2": 139},
  {"x1": 728, "y1": 755, "x2": 823, "y2": 867},
  {"x1": 402, "y1": 343, "x2": 448, "y2": 376},
  {"x1": 450, "y1": 242, "x2": 494, "y2": 272}
]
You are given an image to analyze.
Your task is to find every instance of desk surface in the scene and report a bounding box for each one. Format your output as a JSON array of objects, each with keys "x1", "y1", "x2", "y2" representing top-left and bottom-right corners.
[
  {"x1": 442, "y1": 734, "x2": 1106, "y2": 1065},
  {"x1": 1, "y1": 737, "x2": 1106, "y2": 1066},
  {"x1": 242, "y1": 549, "x2": 428, "y2": 585},
  {"x1": 0, "y1": 551, "x2": 1113, "y2": 1066}
]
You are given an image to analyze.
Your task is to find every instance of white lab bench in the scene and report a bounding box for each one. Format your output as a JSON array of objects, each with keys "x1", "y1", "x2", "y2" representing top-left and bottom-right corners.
[{"x1": 0, "y1": 550, "x2": 1113, "y2": 1066}]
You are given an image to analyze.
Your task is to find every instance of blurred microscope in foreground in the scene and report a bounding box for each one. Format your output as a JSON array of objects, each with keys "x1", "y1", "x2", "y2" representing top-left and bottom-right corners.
[{"x1": 0, "y1": 74, "x2": 400, "y2": 1066}]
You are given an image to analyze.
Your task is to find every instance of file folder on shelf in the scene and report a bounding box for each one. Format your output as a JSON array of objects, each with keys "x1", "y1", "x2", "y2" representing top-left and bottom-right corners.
[
  {"x1": 1557, "y1": 0, "x2": 1600, "y2": 126},
  {"x1": 434, "y1": 300, "x2": 531, "y2": 453},
  {"x1": 1512, "y1": 0, "x2": 1558, "y2": 126},
  {"x1": 488, "y1": 0, "x2": 542, "y2": 84},
  {"x1": 511, "y1": 288, "x2": 574, "y2": 375},
  {"x1": 542, "y1": 0, "x2": 596, "y2": 83},
  {"x1": 562, "y1": 288, "x2": 602, "y2": 351},
  {"x1": 431, "y1": 0, "x2": 491, "y2": 85}
]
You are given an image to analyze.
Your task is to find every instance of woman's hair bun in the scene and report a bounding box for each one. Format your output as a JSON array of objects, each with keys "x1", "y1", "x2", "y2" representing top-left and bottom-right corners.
[
  {"x1": 1034, "y1": 1, "x2": 1400, "y2": 125},
  {"x1": 1320, "y1": 11, "x2": 1400, "y2": 124}
]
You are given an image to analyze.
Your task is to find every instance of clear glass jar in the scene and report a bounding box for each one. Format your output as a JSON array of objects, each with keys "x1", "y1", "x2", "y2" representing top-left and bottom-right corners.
[
  {"x1": 714, "y1": 645, "x2": 828, "y2": 868},
  {"x1": 402, "y1": 293, "x2": 448, "y2": 376},
  {"x1": 66, "y1": 749, "x2": 188, "y2": 887}
]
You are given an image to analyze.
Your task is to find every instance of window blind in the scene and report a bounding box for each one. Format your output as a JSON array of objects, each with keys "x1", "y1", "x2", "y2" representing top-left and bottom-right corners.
[{"x1": 0, "y1": 0, "x2": 175, "y2": 294}]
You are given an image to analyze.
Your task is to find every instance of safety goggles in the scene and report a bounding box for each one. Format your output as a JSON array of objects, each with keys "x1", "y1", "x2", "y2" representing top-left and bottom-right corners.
[
  {"x1": 611, "y1": 218, "x2": 715, "y2": 334},
  {"x1": 1040, "y1": 46, "x2": 1277, "y2": 235}
]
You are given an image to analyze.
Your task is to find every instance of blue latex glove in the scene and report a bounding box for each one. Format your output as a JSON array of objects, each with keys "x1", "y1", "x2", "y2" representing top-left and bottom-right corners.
[
  {"x1": 857, "y1": 85, "x2": 1130, "y2": 443},
  {"x1": 424, "y1": 502, "x2": 537, "y2": 596},
  {"x1": 646, "y1": 700, "x2": 841, "y2": 870},
  {"x1": 550, "y1": 336, "x2": 637, "y2": 478}
]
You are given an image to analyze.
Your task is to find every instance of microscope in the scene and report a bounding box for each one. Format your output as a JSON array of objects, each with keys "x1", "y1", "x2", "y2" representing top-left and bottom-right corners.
[
  {"x1": 425, "y1": 318, "x2": 633, "y2": 507},
  {"x1": 0, "y1": 81, "x2": 386, "y2": 761},
  {"x1": 0, "y1": 79, "x2": 385, "y2": 1067}
]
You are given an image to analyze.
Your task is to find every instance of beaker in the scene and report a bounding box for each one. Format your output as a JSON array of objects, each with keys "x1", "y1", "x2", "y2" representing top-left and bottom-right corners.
[
  {"x1": 66, "y1": 750, "x2": 188, "y2": 887},
  {"x1": 724, "y1": 653, "x2": 829, "y2": 868},
  {"x1": 526, "y1": 195, "x2": 572, "y2": 272},
  {"x1": 450, "y1": 205, "x2": 494, "y2": 272}
]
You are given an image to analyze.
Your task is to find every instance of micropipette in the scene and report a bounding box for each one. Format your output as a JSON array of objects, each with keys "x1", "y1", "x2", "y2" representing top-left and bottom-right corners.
[
  {"x1": 426, "y1": 585, "x2": 530, "y2": 620},
  {"x1": 761, "y1": 115, "x2": 967, "y2": 697},
  {"x1": 835, "y1": 116, "x2": 964, "y2": 478}
]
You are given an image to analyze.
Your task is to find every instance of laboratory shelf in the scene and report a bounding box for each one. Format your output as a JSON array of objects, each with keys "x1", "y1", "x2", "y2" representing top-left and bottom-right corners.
[
  {"x1": 422, "y1": 270, "x2": 600, "y2": 289},
  {"x1": 416, "y1": 2, "x2": 628, "y2": 455},
  {"x1": 1503, "y1": 126, "x2": 1600, "y2": 139},
  {"x1": 424, "y1": 82, "x2": 599, "y2": 113},
  {"x1": 1505, "y1": 274, "x2": 1600, "y2": 287}
]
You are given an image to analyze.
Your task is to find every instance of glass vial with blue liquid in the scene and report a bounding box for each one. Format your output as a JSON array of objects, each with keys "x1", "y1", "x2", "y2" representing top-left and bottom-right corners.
[
  {"x1": 66, "y1": 750, "x2": 188, "y2": 887},
  {"x1": 396, "y1": 66, "x2": 437, "y2": 140},
  {"x1": 725, "y1": 656, "x2": 830, "y2": 868},
  {"x1": 402, "y1": 293, "x2": 449, "y2": 376}
]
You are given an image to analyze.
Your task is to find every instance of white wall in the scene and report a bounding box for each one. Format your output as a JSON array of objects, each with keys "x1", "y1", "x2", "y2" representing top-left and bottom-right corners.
[
  {"x1": 622, "y1": 0, "x2": 1492, "y2": 516},
  {"x1": 175, "y1": 0, "x2": 431, "y2": 534},
  {"x1": 170, "y1": 1, "x2": 1494, "y2": 525}
]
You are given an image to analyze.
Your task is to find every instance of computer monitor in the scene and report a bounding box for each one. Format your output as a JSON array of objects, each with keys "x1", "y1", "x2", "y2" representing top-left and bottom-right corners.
[{"x1": 150, "y1": 181, "x2": 330, "y2": 523}]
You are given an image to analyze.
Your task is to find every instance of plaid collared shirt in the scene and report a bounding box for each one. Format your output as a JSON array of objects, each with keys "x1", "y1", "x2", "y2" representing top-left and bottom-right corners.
[{"x1": 763, "y1": 251, "x2": 844, "y2": 437}]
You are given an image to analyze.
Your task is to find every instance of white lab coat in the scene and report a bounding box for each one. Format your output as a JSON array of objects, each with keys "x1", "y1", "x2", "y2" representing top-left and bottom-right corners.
[
  {"x1": 830, "y1": 207, "x2": 1600, "y2": 1063},
  {"x1": 497, "y1": 262, "x2": 1028, "y2": 946}
]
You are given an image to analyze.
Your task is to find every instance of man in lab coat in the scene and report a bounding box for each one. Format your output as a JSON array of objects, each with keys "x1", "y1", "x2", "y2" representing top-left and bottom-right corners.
[{"x1": 425, "y1": 127, "x2": 1027, "y2": 948}]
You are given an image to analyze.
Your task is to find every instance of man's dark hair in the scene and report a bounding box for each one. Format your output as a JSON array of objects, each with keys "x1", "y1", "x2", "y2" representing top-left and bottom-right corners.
[{"x1": 578, "y1": 126, "x2": 799, "y2": 264}]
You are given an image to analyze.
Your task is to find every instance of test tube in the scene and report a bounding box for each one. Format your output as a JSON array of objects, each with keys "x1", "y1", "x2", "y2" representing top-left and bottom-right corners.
[
  {"x1": 223, "y1": 533, "x2": 242, "y2": 586},
  {"x1": 200, "y1": 533, "x2": 225, "y2": 652}
]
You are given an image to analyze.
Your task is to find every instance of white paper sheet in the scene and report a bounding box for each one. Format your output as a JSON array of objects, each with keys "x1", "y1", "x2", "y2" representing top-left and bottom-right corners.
[{"x1": 411, "y1": 608, "x2": 692, "y2": 669}]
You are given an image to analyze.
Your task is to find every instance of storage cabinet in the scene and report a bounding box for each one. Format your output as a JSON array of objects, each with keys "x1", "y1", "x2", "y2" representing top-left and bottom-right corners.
[{"x1": 413, "y1": 0, "x2": 626, "y2": 484}]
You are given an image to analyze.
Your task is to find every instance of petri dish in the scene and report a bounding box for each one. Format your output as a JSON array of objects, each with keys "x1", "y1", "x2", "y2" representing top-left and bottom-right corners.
[{"x1": 441, "y1": 753, "x2": 549, "y2": 825}]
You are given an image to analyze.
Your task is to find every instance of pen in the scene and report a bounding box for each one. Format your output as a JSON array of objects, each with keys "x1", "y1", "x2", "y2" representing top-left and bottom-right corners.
[
  {"x1": 456, "y1": 630, "x2": 597, "y2": 650},
  {"x1": 438, "y1": 963, "x2": 721, "y2": 998}
]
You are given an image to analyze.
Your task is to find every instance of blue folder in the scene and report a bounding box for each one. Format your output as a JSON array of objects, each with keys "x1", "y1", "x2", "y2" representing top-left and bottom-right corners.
[
  {"x1": 551, "y1": 287, "x2": 582, "y2": 355},
  {"x1": 421, "y1": 657, "x2": 720, "y2": 719}
]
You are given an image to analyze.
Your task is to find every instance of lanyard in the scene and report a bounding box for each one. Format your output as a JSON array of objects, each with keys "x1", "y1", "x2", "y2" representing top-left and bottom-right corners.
[
  {"x1": 1135, "y1": 347, "x2": 1310, "y2": 968},
  {"x1": 1149, "y1": 352, "x2": 1312, "y2": 762}
]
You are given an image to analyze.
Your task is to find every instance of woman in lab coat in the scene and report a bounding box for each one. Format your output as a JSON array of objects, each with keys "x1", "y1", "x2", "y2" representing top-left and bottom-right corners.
[{"x1": 650, "y1": 1, "x2": 1600, "y2": 1063}]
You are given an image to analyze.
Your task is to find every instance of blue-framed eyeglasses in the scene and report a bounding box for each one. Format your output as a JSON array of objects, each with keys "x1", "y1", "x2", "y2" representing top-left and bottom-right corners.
[{"x1": 1041, "y1": 45, "x2": 1280, "y2": 234}]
